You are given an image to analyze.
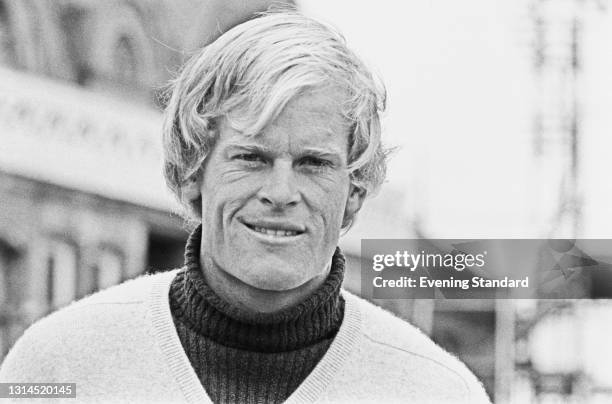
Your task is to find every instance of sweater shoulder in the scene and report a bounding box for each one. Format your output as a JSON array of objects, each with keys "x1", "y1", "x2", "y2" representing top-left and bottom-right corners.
[
  {"x1": 0, "y1": 269, "x2": 180, "y2": 382},
  {"x1": 22, "y1": 268, "x2": 180, "y2": 330},
  {"x1": 341, "y1": 290, "x2": 491, "y2": 403},
  {"x1": 75, "y1": 268, "x2": 180, "y2": 306}
]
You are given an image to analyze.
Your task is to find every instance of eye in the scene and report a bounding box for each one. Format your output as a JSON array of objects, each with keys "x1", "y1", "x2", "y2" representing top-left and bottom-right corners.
[
  {"x1": 299, "y1": 156, "x2": 332, "y2": 168},
  {"x1": 234, "y1": 153, "x2": 266, "y2": 163}
]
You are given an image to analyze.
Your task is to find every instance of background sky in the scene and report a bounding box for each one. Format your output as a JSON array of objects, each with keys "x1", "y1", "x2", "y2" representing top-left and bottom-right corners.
[{"x1": 301, "y1": 1, "x2": 612, "y2": 241}]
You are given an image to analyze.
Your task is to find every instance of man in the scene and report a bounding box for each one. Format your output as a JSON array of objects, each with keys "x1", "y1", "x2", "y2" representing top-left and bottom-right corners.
[{"x1": 0, "y1": 11, "x2": 490, "y2": 404}]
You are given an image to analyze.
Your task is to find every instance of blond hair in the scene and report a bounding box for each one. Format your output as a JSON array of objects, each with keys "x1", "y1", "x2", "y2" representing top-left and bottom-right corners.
[{"x1": 162, "y1": 10, "x2": 388, "y2": 219}]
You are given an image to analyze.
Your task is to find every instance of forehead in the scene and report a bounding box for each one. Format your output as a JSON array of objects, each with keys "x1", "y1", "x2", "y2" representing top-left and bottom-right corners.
[{"x1": 222, "y1": 88, "x2": 352, "y2": 154}]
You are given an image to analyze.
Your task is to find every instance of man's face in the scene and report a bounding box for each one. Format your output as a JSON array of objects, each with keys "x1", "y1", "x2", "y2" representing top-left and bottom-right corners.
[{"x1": 196, "y1": 87, "x2": 358, "y2": 310}]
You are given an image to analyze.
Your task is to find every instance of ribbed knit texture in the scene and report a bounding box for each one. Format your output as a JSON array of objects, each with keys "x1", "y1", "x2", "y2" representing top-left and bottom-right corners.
[{"x1": 169, "y1": 225, "x2": 346, "y2": 404}]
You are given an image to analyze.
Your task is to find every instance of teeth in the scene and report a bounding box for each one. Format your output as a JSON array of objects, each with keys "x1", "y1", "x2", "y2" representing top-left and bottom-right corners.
[{"x1": 252, "y1": 226, "x2": 299, "y2": 237}]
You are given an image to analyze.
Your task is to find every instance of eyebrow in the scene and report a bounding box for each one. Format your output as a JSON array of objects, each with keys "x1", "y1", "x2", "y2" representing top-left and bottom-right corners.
[
  {"x1": 223, "y1": 143, "x2": 345, "y2": 163},
  {"x1": 224, "y1": 143, "x2": 274, "y2": 155},
  {"x1": 298, "y1": 148, "x2": 345, "y2": 163}
]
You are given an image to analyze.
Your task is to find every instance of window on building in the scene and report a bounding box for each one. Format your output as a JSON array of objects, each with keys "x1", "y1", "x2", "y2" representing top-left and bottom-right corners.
[
  {"x1": 0, "y1": 252, "x2": 9, "y2": 358},
  {"x1": 113, "y1": 35, "x2": 137, "y2": 84},
  {"x1": 146, "y1": 231, "x2": 185, "y2": 274},
  {"x1": 0, "y1": 1, "x2": 16, "y2": 66},
  {"x1": 60, "y1": 6, "x2": 90, "y2": 85},
  {"x1": 0, "y1": 239, "x2": 21, "y2": 359},
  {"x1": 93, "y1": 248, "x2": 123, "y2": 291},
  {"x1": 46, "y1": 240, "x2": 78, "y2": 310}
]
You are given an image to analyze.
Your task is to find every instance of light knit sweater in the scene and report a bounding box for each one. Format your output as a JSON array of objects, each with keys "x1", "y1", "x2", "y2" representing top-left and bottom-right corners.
[{"x1": 0, "y1": 270, "x2": 490, "y2": 404}]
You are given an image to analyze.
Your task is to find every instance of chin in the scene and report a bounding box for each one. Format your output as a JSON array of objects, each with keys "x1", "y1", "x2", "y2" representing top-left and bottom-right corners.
[
  {"x1": 242, "y1": 269, "x2": 310, "y2": 292},
  {"x1": 227, "y1": 250, "x2": 309, "y2": 288}
]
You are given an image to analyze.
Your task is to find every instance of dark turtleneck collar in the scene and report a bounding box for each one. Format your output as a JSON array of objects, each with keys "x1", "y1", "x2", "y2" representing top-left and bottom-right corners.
[{"x1": 169, "y1": 224, "x2": 346, "y2": 353}]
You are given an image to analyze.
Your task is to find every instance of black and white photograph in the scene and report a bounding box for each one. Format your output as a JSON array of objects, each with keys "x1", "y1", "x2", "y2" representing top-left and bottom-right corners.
[{"x1": 0, "y1": 1, "x2": 611, "y2": 403}]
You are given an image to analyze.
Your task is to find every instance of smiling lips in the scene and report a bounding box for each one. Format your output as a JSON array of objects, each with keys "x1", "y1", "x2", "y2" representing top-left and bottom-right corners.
[
  {"x1": 241, "y1": 219, "x2": 306, "y2": 238},
  {"x1": 251, "y1": 227, "x2": 300, "y2": 237}
]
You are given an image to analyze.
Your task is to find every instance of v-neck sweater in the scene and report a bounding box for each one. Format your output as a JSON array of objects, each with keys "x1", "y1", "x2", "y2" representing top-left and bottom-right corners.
[
  {"x1": 0, "y1": 270, "x2": 491, "y2": 404},
  {"x1": 168, "y1": 225, "x2": 346, "y2": 403}
]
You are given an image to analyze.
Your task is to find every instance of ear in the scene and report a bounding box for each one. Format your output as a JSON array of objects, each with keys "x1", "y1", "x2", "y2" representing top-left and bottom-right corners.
[
  {"x1": 181, "y1": 175, "x2": 203, "y2": 218},
  {"x1": 342, "y1": 184, "x2": 367, "y2": 228}
]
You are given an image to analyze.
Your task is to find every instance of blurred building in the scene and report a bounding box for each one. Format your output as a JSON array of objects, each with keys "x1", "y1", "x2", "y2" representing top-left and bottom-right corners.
[{"x1": 0, "y1": 0, "x2": 296, "y2": 359}]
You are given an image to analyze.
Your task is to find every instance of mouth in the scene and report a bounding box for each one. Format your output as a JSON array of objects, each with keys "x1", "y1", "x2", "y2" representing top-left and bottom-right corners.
[{"x1": 240, "y1": 219, "x2": 306, "y2": 238}]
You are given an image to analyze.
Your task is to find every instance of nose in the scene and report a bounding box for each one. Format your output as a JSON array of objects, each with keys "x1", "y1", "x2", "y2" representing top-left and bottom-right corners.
[{"x1": 257, "y1": 160, "x2": 301, "y2": 209}]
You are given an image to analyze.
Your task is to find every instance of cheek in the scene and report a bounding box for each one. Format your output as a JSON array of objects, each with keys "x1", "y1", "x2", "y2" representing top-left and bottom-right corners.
[
  {"x1": 329, "y1": 195, "x2": 350, "y2": 229},
  {"x1": 202, "y1": 195, "x2": 248, "y2": 227},
  {"x1": 201, "y1": 170, "x2": 258, "y2": 218},
  {"x1": 303, "y1": 178, "x2": 350, "y2": 228}
]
